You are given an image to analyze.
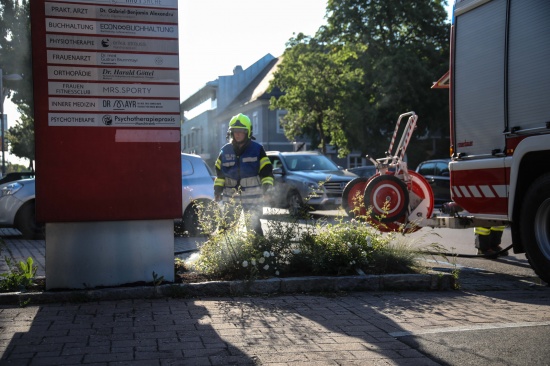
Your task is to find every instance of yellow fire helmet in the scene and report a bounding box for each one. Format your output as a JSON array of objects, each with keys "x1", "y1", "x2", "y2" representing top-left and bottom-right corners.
[{"x1": 228, "y1": 113, "x2": 253, "y2": 139}]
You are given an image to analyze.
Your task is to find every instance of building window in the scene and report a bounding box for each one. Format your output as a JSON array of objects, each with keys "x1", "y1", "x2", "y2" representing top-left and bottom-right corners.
[
  {"x1": 221, "y1": 124, "x2": 228, "y2": 145},
  {"x1": 252, "y1": 111, "x2": 259, "y2": 137},
  {"x1": 348, "y1": 154, "x2": 363, "y2": 168},
  {"x1": 277, "y1": 110, "x2": 286, "y2": 134}
]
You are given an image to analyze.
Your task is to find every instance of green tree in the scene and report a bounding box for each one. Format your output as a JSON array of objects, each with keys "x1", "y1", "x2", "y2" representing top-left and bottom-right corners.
[
  {"x1": 269, "y1": 0, "x2": 450, "y2": 164},
  {"x1": 0, "y1": 0, "x2": 34, "y2": 163},
  {"x1": 323, "y1": 0, "x2": 450, "y2": 164},
  {"x1": 269, "y1": 34, "x2": 363, "y2": 155},
  {"x1": 0, "y1": 0, "x2": 32, "y2": 110},
  {"x1": 7, "y1": 111, "x2": 33, "y2": 169}
]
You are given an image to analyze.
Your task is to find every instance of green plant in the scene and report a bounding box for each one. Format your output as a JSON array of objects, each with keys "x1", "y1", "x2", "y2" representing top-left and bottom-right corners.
[
  {"x1": 447, "y1": 247, "x2": 461, "y2": 289},
  {"x1": 368, "y1": 238, "x2": 425, "y2": 274},
  {"x1": 0, "y1": 256, "x2": 37, "y2": 292},
  {"x1": 184, "y1": 193, "x2": 432, "y2": 282},
  {"x1": 151, "y1": 271, "x2": 164, "y2": 288}
]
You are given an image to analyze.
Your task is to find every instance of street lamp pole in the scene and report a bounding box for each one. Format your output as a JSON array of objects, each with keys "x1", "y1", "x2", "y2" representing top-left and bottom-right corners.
[{"x1": 0, "y1": 69, "x2": 23, "y2": 177}]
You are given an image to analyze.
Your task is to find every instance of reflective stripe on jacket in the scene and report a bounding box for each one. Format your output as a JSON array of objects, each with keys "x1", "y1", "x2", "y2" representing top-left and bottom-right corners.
[{"x1": 474, "y1": 226, "x2": 505, "y2": 236}]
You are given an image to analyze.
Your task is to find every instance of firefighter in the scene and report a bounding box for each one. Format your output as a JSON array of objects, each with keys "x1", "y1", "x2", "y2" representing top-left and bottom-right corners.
[
  {"x1": 214, "y1": 113, "x2": 274, "y2": 235},
  {"x1": 474, "y1": 226, "x2": 508, "y2": 257}
]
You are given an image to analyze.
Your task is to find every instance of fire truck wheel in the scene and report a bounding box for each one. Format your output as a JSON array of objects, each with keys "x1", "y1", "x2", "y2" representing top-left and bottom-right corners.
[
  {"x1": 521, "y1": 173, "x2": 550, "y2": 284},
  {"x1": 342, "y1": 177, "x2": 372, "y2": 218},
  {"x1": 364, "y1": 175, "x2": 409, "y2": 223}
]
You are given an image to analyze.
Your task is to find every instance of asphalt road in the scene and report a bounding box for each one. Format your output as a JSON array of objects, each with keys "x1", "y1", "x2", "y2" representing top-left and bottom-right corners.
[
  {"x1": 308, "y1": 209, "x2": 541, "y2": 286},
  {"x1": 398, "y1": 325, "x2": 550, "y2": 366},
  {"x1": 310, "y1": 209, "x2": 550, "y2": 366}
]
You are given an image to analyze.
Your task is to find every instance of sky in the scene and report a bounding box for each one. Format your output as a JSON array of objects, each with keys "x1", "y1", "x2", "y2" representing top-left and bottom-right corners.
[
  {"x1": 178, "y1": 0, "x2": 328, "y2": 100},
  {"x1": 3, "y1": 1, "x2": 454, "y2": 166}
]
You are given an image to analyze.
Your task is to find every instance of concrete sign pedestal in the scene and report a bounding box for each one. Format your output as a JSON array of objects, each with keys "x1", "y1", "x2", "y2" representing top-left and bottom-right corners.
[{"x1": 45, "y1": 220, "x2": 174, "y2": 290}]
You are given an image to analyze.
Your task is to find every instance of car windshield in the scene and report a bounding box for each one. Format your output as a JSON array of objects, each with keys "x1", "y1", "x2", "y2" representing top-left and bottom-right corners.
[{"x1": 283, "y1": 154, "x2": 339, "y2": 171}]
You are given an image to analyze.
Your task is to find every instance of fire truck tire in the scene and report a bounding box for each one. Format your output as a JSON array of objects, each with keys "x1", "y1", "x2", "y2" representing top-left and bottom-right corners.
[
  {"x1": 342, "y1": 177, "x2": 372, "y2": 217},
  {"x1": 520, "y1": 173, "x2": 550, "y2": 284},
  {"x1": 364, "y1": 174, "x2": 409, "y2": 223}
]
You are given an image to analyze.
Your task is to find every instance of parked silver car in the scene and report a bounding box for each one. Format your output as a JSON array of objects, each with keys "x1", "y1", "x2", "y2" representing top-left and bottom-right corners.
[
  {"x1": 0, "y1": 154, "x2": 215, "y2": 240},
  {"x1": 177, "y1": 153, "x2": 216, "y2": 236},
  {"x1": 0, "y1": 178, "x2": 42, "y2": 240},
  {"x1": 267, "y1": 151, "x2": 358, "y2": 216}
]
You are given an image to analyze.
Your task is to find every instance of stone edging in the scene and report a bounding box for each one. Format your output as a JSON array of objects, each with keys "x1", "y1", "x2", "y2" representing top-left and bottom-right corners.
[{"x1": 0, "y1": 272, "x2": 455, "y2": 305}]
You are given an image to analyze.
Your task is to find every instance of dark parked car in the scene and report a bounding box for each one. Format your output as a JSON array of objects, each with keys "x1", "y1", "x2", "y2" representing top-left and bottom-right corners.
[
  {"x1": 267, "y1": 151, "x2": 358, "y2": 216},
  {"x1": 0, "y1": 171, "x2": 35, "y2": 185},
  {"x1": 346, "y1": 165, "x2": 377, "y2": 179},
  {"x1": 415, "y1": 159, "x2": 452, "y2": 208}
]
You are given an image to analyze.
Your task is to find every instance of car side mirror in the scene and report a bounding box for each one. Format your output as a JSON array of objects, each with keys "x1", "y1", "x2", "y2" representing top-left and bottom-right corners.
[{"x1": 273, "y1": 167, "x2": 283, "y2": 175}]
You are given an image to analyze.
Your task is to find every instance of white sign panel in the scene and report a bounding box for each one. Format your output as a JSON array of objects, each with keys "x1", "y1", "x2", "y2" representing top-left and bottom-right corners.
[
  {"x1": 46, "y1": 34, "x2": 178, "y2": 53},
  {"x1": 49, "y1": 113, "x2": 179, "y2": 127},
  {"x1": 49, "y1": 97, "x2": 180, "y2": 113},
  {"x1": 51, "y1": 0, "x2": 178, "y2": 8},
  {"x1": 46, "y1": 18, "x2": 178, "y2": 38},
  {"x1": 45, "y1": 2, "x2": 177, "y2": 22},
  {"x1": 48, "y1": 82, "x2": 179, "y2": 98},
  {"x1": 47, "y1": 50, "x2": 179, "y2": 68},
  {"x1": 43, "y1": 0, "x2": 179, "y2": 129},
  {"x1": 48, "y1": 66, "x2": 179, "y2": 82}
]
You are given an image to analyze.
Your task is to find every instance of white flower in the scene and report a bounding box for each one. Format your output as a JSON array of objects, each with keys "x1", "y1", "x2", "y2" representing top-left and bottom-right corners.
[
  {"x1": 263, "y1": 264, "x2": 269, "y2": 271},
  {"x1": 263, "y1": 251, "x2": 270, "y2": 257},
  {"x1": 275, "y1": 270, "x2": 280, "y2": 276},
  {"x1": 366, "y1": 237, "x2": 373, "y2": 247},
  {"x1": 270, "y1": 251, "x2": 275, "y2": 257},
  {"x1": 242, "y1": 260, "x2": 248, "y2": 268},
  {"x1": 251, "y1": 259, "x2": 256, "y2": 266},
  {"x1": 347, "y1": 242, "x2": 352, "y2": 248},
  {"x1": 292, "y1": 249, "x2": 301, "y2": 254},
  {"x1": 259, "y1": 257, "x2": 265, "y2": 264}
]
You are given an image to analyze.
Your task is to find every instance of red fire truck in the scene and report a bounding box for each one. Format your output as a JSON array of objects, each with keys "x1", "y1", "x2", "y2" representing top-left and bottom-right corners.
[{"x1": 343, "y1": 0, "x2": 550, "y2": 284}]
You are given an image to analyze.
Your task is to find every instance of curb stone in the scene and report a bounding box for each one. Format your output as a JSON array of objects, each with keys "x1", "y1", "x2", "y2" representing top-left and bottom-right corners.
[{"x1": 0, "y1": 272, "x2": 455, "y2": 304}]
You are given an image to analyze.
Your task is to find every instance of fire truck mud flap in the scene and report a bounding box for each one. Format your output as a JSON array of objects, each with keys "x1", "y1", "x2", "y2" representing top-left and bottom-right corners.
[{"x1": 520, "y1": 173, "x2": 550, "y2": 284}]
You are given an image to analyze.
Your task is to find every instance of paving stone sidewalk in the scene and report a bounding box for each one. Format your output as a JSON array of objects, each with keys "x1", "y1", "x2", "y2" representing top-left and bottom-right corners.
[
  {"x1": 1, "y1": 229, "x2": 549, "y2": 365},
  {"x1": 1, "y1": 288, "x2": 549, "y2": 365},
  {"x1": 0, "y1": 229, "x2": 204, "y2": 277}
]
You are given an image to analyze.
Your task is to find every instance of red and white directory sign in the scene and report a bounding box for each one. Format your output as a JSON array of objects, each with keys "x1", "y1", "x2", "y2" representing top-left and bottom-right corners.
[{"x1": 31, "y1": 0, "x2": 181, "y2": 222}]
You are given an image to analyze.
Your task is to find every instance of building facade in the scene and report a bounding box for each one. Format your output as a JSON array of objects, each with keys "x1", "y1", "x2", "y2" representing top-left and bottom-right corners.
[{"x1": 180, "y1": 53, "x2": 365, "y2": 169}]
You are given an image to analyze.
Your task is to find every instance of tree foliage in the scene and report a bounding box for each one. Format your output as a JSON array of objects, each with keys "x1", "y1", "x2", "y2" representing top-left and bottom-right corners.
[
  {"x1": 0, "y1": 0, "x2": 34, "y2": 164},
  {"x1": 269, "y1": 34, "x2": 363, "y2": 155},
  {"x1": 269, "y1": 0, "x2": 450, "y2": 163},
  {"x1": 7, "y1": 111, "x2": 34, "y2": 169}
]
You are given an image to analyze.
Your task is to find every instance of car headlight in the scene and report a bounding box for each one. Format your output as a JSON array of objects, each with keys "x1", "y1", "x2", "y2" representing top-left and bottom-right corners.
[
  {"x1": 0, "y1": 182, "x2": 23, "y2": 198},
  {"x1": 306, "y1": 182, "x2": 324, "y2": 196}
]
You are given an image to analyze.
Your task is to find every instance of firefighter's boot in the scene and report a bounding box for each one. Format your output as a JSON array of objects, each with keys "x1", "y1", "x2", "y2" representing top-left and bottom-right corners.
[
  {"x1": 475, "y1": 227, "x2": 497, "y2": 258},
  {"x1": 490, "y1": 228, "x2": 508, "y2": 256}
]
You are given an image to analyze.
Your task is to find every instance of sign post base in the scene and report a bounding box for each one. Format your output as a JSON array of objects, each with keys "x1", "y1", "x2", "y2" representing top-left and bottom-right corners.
[{"x1": 45, "y1": 220, "x2": 174, "y2": 290}]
